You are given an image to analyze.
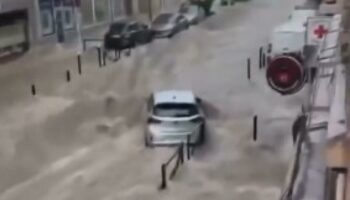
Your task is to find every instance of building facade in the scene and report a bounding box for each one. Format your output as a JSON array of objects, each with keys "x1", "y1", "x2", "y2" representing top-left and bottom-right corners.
[{"x1": 0, "y1": 0, "x2": 183, "y2": 50}]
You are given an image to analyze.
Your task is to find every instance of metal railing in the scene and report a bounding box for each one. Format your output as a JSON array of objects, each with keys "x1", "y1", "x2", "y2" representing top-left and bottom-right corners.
[{"x1": 158, "y1": 135, "x2": 195, "y2": 190}]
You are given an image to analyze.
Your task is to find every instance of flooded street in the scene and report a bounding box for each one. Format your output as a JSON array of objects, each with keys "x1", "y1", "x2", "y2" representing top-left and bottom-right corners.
[{"x1": 0, "y1": 0, "x2": 308, "y2": 199}]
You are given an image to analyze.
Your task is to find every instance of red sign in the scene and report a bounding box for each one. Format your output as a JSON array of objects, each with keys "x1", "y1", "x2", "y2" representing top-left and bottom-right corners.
[
  {"x1": 266, "y1": 56, "x2": 305, "y2": 95},
  {"x1": 313, "y1": 25, "x2": 328, "y2": 39}
]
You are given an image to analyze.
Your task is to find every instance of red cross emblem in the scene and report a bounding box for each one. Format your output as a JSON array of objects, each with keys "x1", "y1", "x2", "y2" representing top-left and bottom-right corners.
[{"x1": 313, "y1": 25, "x2": 328, "y2": 39}]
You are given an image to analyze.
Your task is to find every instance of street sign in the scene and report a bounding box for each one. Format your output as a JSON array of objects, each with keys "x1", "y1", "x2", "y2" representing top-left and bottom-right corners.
[{"x1": 306, "y1": 16, "x2": 332, "y2": 46}]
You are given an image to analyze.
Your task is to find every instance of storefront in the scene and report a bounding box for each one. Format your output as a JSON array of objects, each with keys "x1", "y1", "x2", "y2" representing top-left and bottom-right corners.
[{"x1": 38, "y1": 0, "x2": 74, "y2": 36}]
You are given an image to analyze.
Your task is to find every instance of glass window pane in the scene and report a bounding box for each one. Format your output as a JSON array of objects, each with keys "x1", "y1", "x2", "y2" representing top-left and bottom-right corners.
[
  {"x1": 113, "y1": 0, "x2": 124, "y2": 18},
  {"x1": 81, "y1": 0, "x2": 94, "y2": 25},
  {"x1": 95, "y1": 0, "x2": 109, "y2": 22},
  {"x1": 138, "y1": 0, "x2": 149, "y2": 14},
  {"x1": 38, "y1": 0, "x2": 54, "y2": 35}
]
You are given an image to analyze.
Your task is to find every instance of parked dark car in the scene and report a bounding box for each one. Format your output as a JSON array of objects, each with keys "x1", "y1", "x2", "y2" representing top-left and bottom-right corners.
[
  {"x1": 104, "y1": 20, "x2": 154, "y2": 51},
  {"x1": 151, "y1": 13, "x2": 189, "y2": 38}
]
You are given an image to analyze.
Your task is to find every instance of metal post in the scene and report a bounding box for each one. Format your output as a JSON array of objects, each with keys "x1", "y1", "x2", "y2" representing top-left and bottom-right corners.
[
  {"x1": 97, "y1": 48, "x2": 102, "y2": 67},
  {"x1": 31, "y1": 84, "x2": 36, "y2": 96},
  {"x1": 259, "y1": 47, "x2": 263, "y2": 69},
  {"x1": 253, "y1": 115, "x2": 257, "y2": 141},
  {"x1": 187, "y1": 135, "x2": 191, "y2": 160},
  {"x1": 102, "y1": 49, "x2": 106, "y2": 66},
  {"x1": 66, "y1": 70, "x2": 71, "y2": 82},
  {"x1": 179, "y1": 144, "x2": 184, "y2": 164},
  {"x1": 159, "y1": 164, "x2": 167, "y2": 190},
  {"x1": 247, "y1": 58, "x2": 251, "y2": 80},
  {"x1": 262, "y1": 53, "x2": 266, "y2": 68},
  {"x1": 77, "y1": 54, "x2": 82, "y2": 74}
]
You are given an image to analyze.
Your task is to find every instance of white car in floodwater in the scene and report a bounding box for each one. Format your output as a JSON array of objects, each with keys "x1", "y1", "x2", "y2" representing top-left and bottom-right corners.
[{"x1": 144, "y1": 90, "x2": 206, "y2": 147}]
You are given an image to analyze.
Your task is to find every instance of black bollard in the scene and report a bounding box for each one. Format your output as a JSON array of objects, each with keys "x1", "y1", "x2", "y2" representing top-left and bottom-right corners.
[
  {"x1": 97, "y1": 48, "x2": 102, "y2": 67},
  {"x1": 77, "y1": 54, "x2": 82, "y2": 75},
  {"x1": 187, "y1": 135, "x2": 191, "y2": 160},
  {"x1": 31, "y1": 84, "x2": 36, "y2": 96},
  {"x1": 262, "y1": 53, "x2": 266, "y2": 68},
  {"x1": 66, "y1": 70, "x2": 71, "y2": 82},
  {"x1": 247, "y1": 58, "x2": 251, "y2": 80},
  {"x1": 253, "y1": 115, "x2": 257, "y2": 141},
  {"x1": 159, "y1": 164, "x2": 167, "y2": 190},
  {"x1": 179, "y1": 144, "x2": 184, "y2": 164},
  {"x1": 102, "y1": 50, "x2": 106, "y2": 66},
  {"x1": 259, "y1": 47, "x2": 263, "y2": 69}
]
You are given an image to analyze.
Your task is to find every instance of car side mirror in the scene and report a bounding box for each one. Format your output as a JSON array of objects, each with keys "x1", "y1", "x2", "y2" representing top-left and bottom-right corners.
[{"x1": 196, "y1": 97, "x2": 202, "y2": 104}]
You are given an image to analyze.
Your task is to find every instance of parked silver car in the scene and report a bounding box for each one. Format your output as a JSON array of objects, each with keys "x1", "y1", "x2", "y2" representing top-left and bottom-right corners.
[
  {"x1": 144, "y1": 90, "x2": 206, "y2": 147},
  {"x1": 179, "y1": 3, "x2": 205, "y2": 25},
  {"x1": 151, "y1": 13, "x2": 189, "y2": 38}
]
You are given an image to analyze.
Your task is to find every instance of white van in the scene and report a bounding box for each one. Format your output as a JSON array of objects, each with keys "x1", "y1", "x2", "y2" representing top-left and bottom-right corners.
[{"x1": 267, "y1": 9, "x2": 316, "y2": 61}]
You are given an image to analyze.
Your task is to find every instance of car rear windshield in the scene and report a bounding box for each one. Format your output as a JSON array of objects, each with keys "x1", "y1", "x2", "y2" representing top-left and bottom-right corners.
[
  {"x1": 110, "y1": 23, "x2": 126, "y2": 33},
  {"x1": 153, "y1": 14, "x2": 173, "y2": 24},
  {"x1": 154, "y1": 103, "x2": 198, "y2": 117}
]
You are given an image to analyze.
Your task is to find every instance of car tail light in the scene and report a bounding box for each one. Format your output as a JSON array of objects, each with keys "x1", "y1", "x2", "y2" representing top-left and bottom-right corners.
[
  {"x1": 324, "y1": 0, "x2": 336, "y2": 4},
  {"x1": 148, "y1": 117, "x2": 161, "y2": 124},
  {"x1": 266, "y1": 55, "x2": 305, "y2": 95},
  {"x1": 191, "y1": 117, "x2": 204, "y2": 123}
]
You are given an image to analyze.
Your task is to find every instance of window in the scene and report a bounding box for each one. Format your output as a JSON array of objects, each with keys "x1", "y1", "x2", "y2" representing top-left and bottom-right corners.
[
  {"x1": 128, "y1": 23, "x2": 139, "y2": 32},
  {"x1": 113, "y1": 0, "x2": 125, "y2": 19},
  {"x1": 38, "y1": 0, "x2": 55, "y2": 35},
  {"x1": 138, "y1": 0, "x2": 149, "y2": 14},
  {"x1": 81, "y1": 0, "x2": 94, "y2": 25},
  {"x1": 153, "y1": 13, "x2": 172, "y2": 24},
  {"x1": 63, "y1": 8, "x2": 74, "y2": 29},
  {"x1": 154, "y1": 104, "x2": 198, "y2": 117},
  {"x1": 124, "y1": 0, "x2": 133, "y2": 16},
  {"x1": 81, "y1": 0, "x2": 109, "y2": 25},
  {"x1": 110, "y1": 22, "x2": 126, "y2": 33},
  {"x1": 95, "y1": 0, "x2": 109, "y2": 22}
]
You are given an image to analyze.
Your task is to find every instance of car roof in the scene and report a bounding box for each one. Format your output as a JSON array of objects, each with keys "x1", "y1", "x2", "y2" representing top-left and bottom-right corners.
[
  {"x1": 156, "y1": 13, "x2": 178, "y2": 19},
  {"x1": 158, "y1": 12, "x2": 176, "y2": 16},
  {"x1": 153, "y1": 90, "x2": 196, "y2": 105},
  {"x1": 112, "y1": 19, "x2": 137, "y2": 25}
]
